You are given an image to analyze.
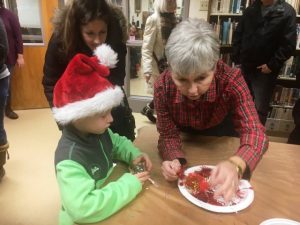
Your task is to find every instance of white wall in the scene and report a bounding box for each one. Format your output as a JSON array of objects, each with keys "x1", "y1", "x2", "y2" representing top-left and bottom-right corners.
[{"x1": 189, "y1": 0, "x2": 208, "y2": 20}]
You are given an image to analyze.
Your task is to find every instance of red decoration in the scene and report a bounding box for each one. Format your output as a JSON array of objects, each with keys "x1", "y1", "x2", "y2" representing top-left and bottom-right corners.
[{"x1": 179, "y1": 166, "x2": 240, "y2": 206}]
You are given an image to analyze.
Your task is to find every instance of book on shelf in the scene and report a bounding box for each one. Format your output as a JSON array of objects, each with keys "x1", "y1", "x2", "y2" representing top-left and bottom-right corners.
[
  {"x1": 271, "y1": 85, "x2": 300, "y2": 106},
  {"x1": 278, "y1": 56, "x2": 300, "y2": 79},
  {"x1": 296, "y1": 23, "x2": 300, "y2": 49},
  {"x1": 222, "y1": 20, "x2": 230, "y2": 44},
  {"x1": 210, "y1": 0, "x2": 249, "y2": 13},
  {"x1": 211, "y1": 18, "x2": 238, "y2": 46}
]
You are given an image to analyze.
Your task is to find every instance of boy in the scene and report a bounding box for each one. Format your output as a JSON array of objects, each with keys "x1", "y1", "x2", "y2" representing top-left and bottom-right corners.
[{"x1": 52, "y1": 44, "x2": 152, "y2": 225}]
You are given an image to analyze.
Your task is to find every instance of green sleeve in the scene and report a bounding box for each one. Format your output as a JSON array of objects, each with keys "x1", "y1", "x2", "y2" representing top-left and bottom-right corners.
[
  {"x1": 56, "y1": 160, "x2": 142, "y2": 224},
  {"x1": 108, "y1": 129, "x2": 142, "y2": 163}
]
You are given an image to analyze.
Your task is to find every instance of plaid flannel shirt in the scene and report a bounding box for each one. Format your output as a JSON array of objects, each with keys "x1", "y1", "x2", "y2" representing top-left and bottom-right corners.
[{"x1": 154, "y1": 60, "x2": 269, "y2": 172}]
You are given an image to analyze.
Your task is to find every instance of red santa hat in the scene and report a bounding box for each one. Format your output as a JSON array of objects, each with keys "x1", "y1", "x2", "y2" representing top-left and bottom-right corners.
[{"x1": 52, "y1": 44, "x2": 123, "y2": 125}]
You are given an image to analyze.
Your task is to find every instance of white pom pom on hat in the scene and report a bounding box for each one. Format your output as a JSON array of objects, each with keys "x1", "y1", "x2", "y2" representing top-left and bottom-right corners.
[{"x1": 94, "y1": 43, "x2": 118, "y2": 68}]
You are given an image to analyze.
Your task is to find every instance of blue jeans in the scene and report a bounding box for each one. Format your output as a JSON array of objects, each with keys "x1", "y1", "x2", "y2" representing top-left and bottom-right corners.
[
  {"x1": 241, "y1": 68, "x2": 277, "y2": 125},
  {"x1": 6, "y1": 64, "x2": 14, "y2": 108},
  {"x1": 0, "y1": 76, "x2": 9, "y2": 145}
]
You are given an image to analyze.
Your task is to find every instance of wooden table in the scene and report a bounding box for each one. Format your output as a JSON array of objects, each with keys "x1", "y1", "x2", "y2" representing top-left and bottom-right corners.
[{"x1": 94, "y1": 126, "x2": 300, "y2": 225}]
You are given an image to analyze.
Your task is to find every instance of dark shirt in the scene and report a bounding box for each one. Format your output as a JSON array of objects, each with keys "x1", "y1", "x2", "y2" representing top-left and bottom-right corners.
[
  {"x1": 154, "y1": 60, "x2": 269, "y2": 172},
  {"x1": 0, "y1": 7, "x2": 23, "y2": 66}
]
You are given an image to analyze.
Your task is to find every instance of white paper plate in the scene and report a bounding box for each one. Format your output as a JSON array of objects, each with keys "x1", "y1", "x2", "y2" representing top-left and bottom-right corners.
[
  {"x1": 260, "y1": 218, "x2": 300, "y2": 225},
  {"x1": 178, "y1": 165, "x2": 254, "y2": 213}
]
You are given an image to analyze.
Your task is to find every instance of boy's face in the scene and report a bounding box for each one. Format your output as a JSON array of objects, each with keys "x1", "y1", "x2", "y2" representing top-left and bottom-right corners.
[
  {"x1": 73, "y1": 110, "x2": 113, "y2": 135},
  {"x1": 171, "y1": 70, "x2": 214, "y2": 100}
]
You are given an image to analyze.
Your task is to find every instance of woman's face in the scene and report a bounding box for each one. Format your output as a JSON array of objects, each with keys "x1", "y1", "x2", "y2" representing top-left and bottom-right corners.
[
  {"x1": 81, "y1": 19, "x2": 108, "y2": 51},
  {"x1": 171, "y1": 70, "x2": 214, "y2": 100},
  {"x1": 166, "y1": 0, "x2": 177, "y2": 12}
]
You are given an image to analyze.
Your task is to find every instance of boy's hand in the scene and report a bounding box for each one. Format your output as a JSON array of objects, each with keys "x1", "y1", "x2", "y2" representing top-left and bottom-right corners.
[
  {"x1": 134, "y1": 171, "x2": 150, "y2": 185},
  {"x1": 131, "y1": 153, "x2": 152, "y2": 172}
]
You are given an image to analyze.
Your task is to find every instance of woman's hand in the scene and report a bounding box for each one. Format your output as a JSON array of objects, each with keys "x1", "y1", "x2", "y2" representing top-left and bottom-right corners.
[
  {"x1": 161, "y1": 159, "x2": 181, "y2": 181},
  {"x1": 209, "y1": 160, "x2": 240, "y2": 203},
  {"x1": 144, "y1": 73, "x2": 151, "y2": 83},
  {"x1": 17, "y1": 54, "x2": 25, "y2": 67}
]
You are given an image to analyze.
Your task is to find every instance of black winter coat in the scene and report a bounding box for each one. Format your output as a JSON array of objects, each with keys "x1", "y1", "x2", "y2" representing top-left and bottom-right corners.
[{"x1": 232, "y1": 0, "x2": 296, "y2": 74}]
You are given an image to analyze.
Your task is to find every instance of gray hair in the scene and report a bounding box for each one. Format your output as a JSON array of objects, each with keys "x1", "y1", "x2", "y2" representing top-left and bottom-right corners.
[
  {"x1": 165, "y1": 18, "x2": 220, "y2": 77},
  {"x1": 153, "y1": 0, "x2": 177, "y2": 14}
]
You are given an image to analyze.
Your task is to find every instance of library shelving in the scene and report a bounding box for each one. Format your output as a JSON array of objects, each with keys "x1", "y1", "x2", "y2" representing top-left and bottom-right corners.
[{"x1": 208, "y1": 0, "x2": 300, "y2": 136}]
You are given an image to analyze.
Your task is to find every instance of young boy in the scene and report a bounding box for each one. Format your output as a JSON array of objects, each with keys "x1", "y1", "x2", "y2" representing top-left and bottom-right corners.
[{"x1": 52, "y1": 44, "x2": 152, "y2": 225}]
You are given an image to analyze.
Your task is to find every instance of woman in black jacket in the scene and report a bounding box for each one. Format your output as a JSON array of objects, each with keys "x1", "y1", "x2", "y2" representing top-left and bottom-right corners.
[{"x1": 42, "y1": 0, "x2": 135, "y2": 140}]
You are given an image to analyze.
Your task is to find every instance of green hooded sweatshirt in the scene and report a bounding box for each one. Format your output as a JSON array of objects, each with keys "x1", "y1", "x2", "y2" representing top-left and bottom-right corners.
[{"x1": 55, "y1": 126, "x2": 142, "y2": 225}]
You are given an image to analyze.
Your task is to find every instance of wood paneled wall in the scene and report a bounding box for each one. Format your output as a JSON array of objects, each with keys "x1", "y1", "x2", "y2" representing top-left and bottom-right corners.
[{"x1": 11, "y1": 0, "x2": 58, "y2": 110}]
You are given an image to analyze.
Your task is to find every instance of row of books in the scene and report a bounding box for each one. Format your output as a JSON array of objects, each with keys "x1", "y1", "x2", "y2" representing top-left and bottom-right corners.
[
  {"x1": 210, "y1": 0, "x2": 254, "y2": 14},
  {"x1": 211, "y1": 18, "x2": 239, "y2": 45},
  {"x1": 212, "y1": 21, "x2": 300, "y2": 49},
  {"x1": 278, "y1": 56, "x2": 299, "y2": 79},
  {"x1": 268, "y1": 107, "x2": 293, "y2": 120},
  {"x1": 220, "y1": 53, "x2": 234, "y2": 66},
  {"x1": 270, "y1": 86, "x2": 300, "y2": 106},
  {"x1": 211, "y1": 0, "x2": 300, "y2": 15}
]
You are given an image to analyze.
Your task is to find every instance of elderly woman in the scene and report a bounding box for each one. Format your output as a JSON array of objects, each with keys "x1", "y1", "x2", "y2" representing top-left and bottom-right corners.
[
  {"x1": 154, "y1": 18, "x2": 269, "y2": 202},
  {"x1": 141, "y1": 0, "x2": 177, "y2": 123}
]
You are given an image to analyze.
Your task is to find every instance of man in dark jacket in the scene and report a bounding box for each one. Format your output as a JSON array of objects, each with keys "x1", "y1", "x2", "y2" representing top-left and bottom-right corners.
[
  {"x1": 232, "y1": 0, "x2": 297, "y2": 125},
  {"x1": 287, "y1": 98, "x2": 300, "y2": 145}
]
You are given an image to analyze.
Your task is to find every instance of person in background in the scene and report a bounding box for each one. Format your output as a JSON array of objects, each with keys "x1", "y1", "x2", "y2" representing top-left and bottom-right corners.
[
  {"x1": 53, "y1": 44, "x2": 152, "y2": 225},
  {"x1": 141, "y1": 0, "x2": 177, "y2": 123},
  {"x1": 43, "y1": 0, "x2": 136, "y2": 141},
  {"x1": 0, "y1": 0, "x2": 25, "y2": 120},
  {"x1": 0, "y1": 18, "x2": 10, "y2": 181},
  {"x1": 129, "y1": 23, "x2": 141, "y2": 79},
  {"x1": 287, "y1": 98, "x2": 300, "y2": 145},
  {"x1": 232, "y1": 0, "x2": 296, "y2": 125},
  {"x1": 154, "y1": 18, "x2": 269, "y2": 202}
]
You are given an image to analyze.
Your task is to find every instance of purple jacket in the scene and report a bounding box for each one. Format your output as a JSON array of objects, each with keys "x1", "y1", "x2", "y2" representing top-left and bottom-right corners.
[{"x1": 0, "y1": 7, "x2": 23, "y2": 66}]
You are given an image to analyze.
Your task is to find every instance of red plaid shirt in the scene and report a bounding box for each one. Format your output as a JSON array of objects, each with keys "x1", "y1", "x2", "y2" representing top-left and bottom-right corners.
[{"x1": 154, "y1": 60, "x2": 269, "y2": 172}]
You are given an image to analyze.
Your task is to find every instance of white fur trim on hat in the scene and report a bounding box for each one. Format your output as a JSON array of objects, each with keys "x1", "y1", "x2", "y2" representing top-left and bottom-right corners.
[
  {"x1": 94, "y1": 44, "x2": 118, "y2": 68},
  {"x1": 52, "y1": 86, "x2": 123, "y2": 125}
]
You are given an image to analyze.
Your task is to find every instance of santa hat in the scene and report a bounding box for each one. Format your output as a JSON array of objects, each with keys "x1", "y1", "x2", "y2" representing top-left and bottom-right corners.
[{"x1": 52, "y1": 44, "x2": 123, "y2": 125}]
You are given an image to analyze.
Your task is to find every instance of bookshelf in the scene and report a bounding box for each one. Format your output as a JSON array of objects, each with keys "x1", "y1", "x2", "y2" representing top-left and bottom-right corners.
[
  {"x1": 207, "y1": 0, "x2": 248, "y2": 66},
  {"x1": 208, "y1": 0, "x2": 300, "y2": 137}
]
